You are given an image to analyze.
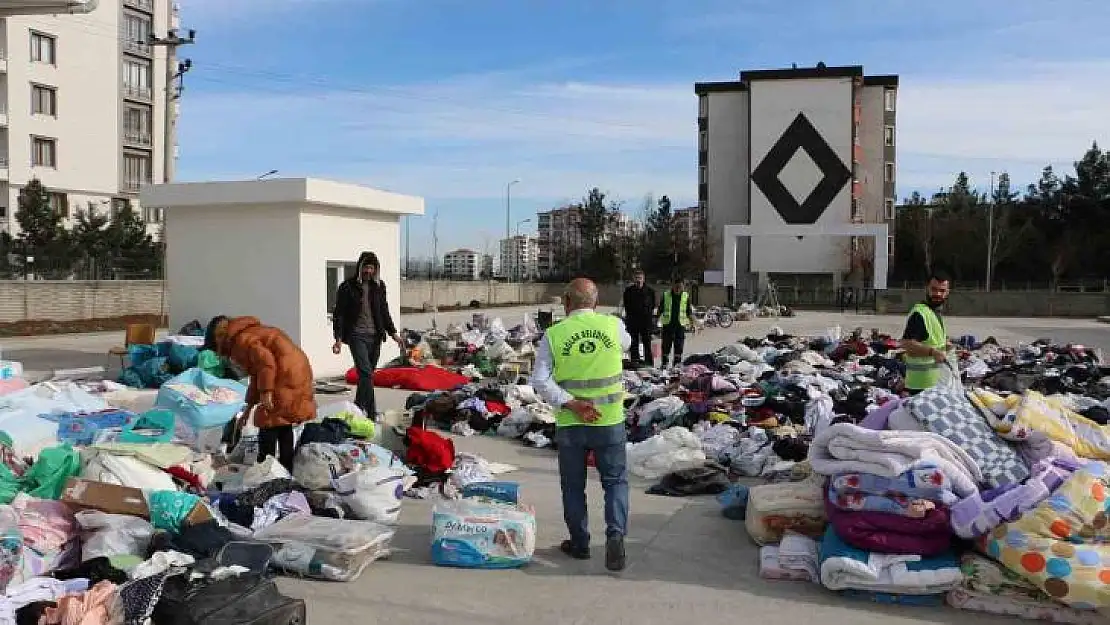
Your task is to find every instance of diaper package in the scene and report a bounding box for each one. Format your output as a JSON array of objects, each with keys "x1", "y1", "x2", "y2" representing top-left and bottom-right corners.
[{"x1": 431, "y1": 498, "x2": 536, "y2": 569}]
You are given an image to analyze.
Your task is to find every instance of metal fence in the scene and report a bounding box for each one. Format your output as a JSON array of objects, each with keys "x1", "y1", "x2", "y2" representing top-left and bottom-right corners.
[{"x1": 0, "y1": 256, "x2": 163, "y2": 281}]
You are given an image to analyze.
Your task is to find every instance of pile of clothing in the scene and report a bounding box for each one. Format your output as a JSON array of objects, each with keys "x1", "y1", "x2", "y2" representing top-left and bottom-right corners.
[{"x1": 0, "y1": 358, "x2": 527, "y2": 623}]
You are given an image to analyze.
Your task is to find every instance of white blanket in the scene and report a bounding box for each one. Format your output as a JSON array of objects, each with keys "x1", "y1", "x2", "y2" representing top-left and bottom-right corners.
[
  {"x1": 808, "y1": 423, "x2": 983, "y2": 496},
  {"x1": 820, "y1": 552, "x2": 963, "y2": 594}
]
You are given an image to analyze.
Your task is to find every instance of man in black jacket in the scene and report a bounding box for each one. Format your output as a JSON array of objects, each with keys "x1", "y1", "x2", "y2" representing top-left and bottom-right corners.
[
  {"x1": 622, "y1": 269, "x2": 656, "y2": 367},
  {"x1": 332, "y1": 251, "x2": 405, "y2": 417}
]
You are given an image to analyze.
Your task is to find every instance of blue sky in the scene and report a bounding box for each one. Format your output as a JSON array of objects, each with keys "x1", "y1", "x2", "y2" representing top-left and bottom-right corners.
[{"x1": 176, "y1": 0, "x2": 1109, "y2": 258}]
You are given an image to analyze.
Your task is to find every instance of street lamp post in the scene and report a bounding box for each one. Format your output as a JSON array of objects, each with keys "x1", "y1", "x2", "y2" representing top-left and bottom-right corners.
[{"x1": 986, "y1": 171, "x2": 996, "y2": 292}]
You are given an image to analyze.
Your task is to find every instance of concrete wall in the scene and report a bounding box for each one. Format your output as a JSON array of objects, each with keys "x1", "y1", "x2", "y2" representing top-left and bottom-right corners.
[
  {"x1": 0, "y1": 280, "x2": 165, "y2": 323},
  {"x1": 877, "y1": 289, "x2": 1110, "y2": 318},
  {"x1": 1, "y1": 281, "x2": 1107, "y2": 323}
]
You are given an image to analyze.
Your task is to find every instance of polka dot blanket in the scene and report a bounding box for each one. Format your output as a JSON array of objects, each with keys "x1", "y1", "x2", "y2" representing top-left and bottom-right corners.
[{"x1": 978, "y1": 461, "x2": 1110, "y2": 610}]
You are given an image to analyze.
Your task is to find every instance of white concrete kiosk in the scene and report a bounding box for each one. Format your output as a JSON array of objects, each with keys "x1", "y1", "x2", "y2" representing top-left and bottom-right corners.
[{"x1": 142, "y1": 178, "x2": 424, "y2": 378}]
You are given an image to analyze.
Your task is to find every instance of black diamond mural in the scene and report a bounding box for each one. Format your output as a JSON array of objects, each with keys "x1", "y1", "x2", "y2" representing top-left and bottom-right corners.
[{"x1": 751, "y1": 112, "x2": 852, "y2": 225}]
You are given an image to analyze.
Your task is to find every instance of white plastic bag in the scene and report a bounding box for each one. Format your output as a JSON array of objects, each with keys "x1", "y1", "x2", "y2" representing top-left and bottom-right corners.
[
  {"x1": 937, "y1": 353, "x2": 963, "y2": 393},
  {"x1": 317, "y1": 400, "x2": 365, "y2": 422},
  {"x1": 242, "y1": 456, "x2": 293, "y2": 490},
  {"x1": 75, "y1": 511, "x2": 154, "y2": 561},
  {"x1": 255, "y1": 513, "x2": 395, "y2": 582},
  {"x1": 332, "y1": 464, "x2": 408, "y2": 525}
]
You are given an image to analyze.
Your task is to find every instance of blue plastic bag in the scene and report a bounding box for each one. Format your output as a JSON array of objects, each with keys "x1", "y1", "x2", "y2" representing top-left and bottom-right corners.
[
  {"x1": 167, "y1": 343, "x2": 200, "y2": 372},
  {"x1": 154, "y1": 368, "x2": 246, "y2": 433},
  {"x1": 460, "y1": 481, "x2": 520, "y2": 505},
  {"x1": 136, "y1": 356, "x2": 172, "y2": 388}
]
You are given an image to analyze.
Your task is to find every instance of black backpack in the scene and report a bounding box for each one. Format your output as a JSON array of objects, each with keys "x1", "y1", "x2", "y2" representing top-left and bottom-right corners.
[{"x1": 152, "y1": 574, "x2": 305, "y2": 625}]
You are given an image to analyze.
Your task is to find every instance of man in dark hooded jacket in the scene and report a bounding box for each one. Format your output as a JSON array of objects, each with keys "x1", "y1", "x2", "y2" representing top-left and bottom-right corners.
[{"x1": 332, "y1": 252, "x2": 405, "y2": 417}]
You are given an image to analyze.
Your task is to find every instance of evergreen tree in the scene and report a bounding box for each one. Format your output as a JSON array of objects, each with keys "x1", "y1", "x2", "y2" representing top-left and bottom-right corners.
[{"x1": 14, "y1": 178, "x2": 74, "y2": 278}]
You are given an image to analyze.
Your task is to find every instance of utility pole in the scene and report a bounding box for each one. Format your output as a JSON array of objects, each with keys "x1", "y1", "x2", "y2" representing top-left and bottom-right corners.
[
  {"x1": 431, "y1": 211, "x2": 440, "y2": 329},
  {"x1": 986, "y1": 171, "x2": 996, "y2": 292},
  {"x1": 149, "y1": 20, "x2": 196, "y2": 184},
  {"x1": 505, "y1": 179, "x2": 519, "y2": 280}
]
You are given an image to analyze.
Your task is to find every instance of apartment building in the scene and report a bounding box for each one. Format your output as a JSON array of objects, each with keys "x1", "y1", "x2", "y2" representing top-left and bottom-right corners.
[
  {"x1": 498, "y1": 234, "x2": 537, "y2": 281},
  {"x1": 673, "y1": 205, "x2": 705, "y2": 247},
  {"x1": 694, "y1": 64, "x2": 897, "y2": 288},
  {"x1": 443, "y1": 248, "x2": 480, "y2": 280},
  {"x1": 0, "y1": 0, "x2": 174, "y2": 235},
  {"x1": 536, "y1": 205, "x2": 581, "y2": 277}
]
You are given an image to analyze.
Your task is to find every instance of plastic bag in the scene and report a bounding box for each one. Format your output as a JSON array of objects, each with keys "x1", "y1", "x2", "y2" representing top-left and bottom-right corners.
[
  {"x1": 21, "y1": 445, "x2": 80, "y2": 500},
  {"x1": 154, "y1": 368, "x2": 246, "y2": 432},
  {"x1": 255, "y1": 514, "x2": 394, "y2": 582},
  {"x1": 243, "y1": 456, "x2": 293, "y2": 490},
  {"x1": 332, "y1": 464, "x2": 407, "y2": 524},
  {"x1": 937, "y1": 353, "x2": 963, "y2": 393},
  {"x1": 431, "y1": 499, "x2": 536, "y2": 569},
  {"x1": 292, "y1": 443, "x2": 346, "y2": 490},
  {"x1": 196, "y1": 350, "x2": 224, "y2": 377},
  {"x1": 75, "y1": 510, "x2": 154, "y2": 561},
  {"x1": 167, "y1": 343, "x2": 200, "y2": 372}
]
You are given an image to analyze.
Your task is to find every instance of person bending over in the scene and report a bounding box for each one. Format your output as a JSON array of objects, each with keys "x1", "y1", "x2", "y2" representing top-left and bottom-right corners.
[{"x1": 207, "y1": 315, "x2": 316, "y2": 470}]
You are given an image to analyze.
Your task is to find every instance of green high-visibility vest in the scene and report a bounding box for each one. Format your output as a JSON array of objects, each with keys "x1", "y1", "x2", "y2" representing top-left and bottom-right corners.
[
  {"x1": 546, "y1": 312, "x2": 625, "y2": 428},
  {"x1": 660, "y1": 291, "x2": 690, "y2": 328},
  {"x1": 904, "y1": 302, "x2": 947, "y2": 391}
]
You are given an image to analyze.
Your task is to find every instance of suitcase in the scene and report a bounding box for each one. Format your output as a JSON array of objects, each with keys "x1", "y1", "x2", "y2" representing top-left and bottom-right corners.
[{"x1": 152, "y1": 574, "x2": 306, "y2": 625}]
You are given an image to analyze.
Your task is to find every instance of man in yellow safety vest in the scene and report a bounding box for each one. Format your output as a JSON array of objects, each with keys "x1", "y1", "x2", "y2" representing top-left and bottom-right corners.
[
  {"x1": 530, "y1": 278, "x2": 632, "y2": 571},
  {"x1": 900, "y1": 270, "x2": 953, "y2": 395},
  {"x1": 656, "y1": 278, "x2": 694, "y2": 368}
]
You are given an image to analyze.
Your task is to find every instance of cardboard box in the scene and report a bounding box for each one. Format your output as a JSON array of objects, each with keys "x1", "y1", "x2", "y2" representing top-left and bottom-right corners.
[{"x1": 61, "y1": 478, "x2": 150, "y2": 518}]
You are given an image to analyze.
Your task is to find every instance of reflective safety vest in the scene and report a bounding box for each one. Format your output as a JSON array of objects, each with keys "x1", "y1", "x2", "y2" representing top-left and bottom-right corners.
[
  {"x1": 546, "y1": 312, "x2": 625, "y2": 428},
  {"x1": 904, "y1": 302, "x2": 947, "y2": 390},
  {"x1": 660, "y1": 291, "x2": 690, "y2": 328}
]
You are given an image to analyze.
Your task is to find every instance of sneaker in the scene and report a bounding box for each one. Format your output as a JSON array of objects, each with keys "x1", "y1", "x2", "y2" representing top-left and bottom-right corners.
[
  {"x1": 605, "y1": 536, "x2": 626, "y2": 571},
  {"x1": 560, "y1": 540, "x2": 591, "y2": 560}
]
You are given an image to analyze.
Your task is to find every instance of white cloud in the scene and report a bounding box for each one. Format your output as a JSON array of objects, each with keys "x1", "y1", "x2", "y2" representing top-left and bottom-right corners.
[{"x1": 177, "y1": 60, "x2": 1110, "y2": 203}]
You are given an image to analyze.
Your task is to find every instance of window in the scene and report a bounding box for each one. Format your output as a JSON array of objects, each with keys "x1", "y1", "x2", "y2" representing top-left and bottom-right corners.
[
  {"x1": 884, "y1": 126, "x2": 895, "y2": 147},
  {"x1": 122, "y1": 59, "x2": 152, "y2": 98},
  {"x1": 122, "y1": 12, "x2": 151, "y2": 52},
  {"x1": 47, "y1": 192, "x2": 68, "y2": 218},
  {"x1": 31, "y1": 84, "x2": 57, "y2": 116},
  {"x1": 30, "y1": 32, "x2": 55, "y2": 64},
  {"x1": 123, "y1": 152, "x2": 152, "y2": 190},
  {"x1": 31, "y1": 136, "x2": 56, "y2": 167},
  {"x1": 884, "y1": 162, "x2": 895, "y2": 183},
  {"x1": 698, "y1": 130, "x2": 708, "y2": 152},
  {"x1": 850, "y1": 198, "x2": 861, "y2": 220},
  {"x1": 884, "y1": 89, "x2": 896, "y2": 112},
  {"x1": 698, "y1": 95, "x2": 708, "y2": 118},
  {"x1": 887, "y1": 235, "x2": 895, "y2": 257},
  {"x1": 884, "y1": 198, "x2": 895, "y2": 220},
  {"x1": 123, "y1": 105, "x2": 152, "y2": 143},
  {"x1": 142, "y1": 206, "x2": 163, "y2": 223},
  {"x1": 699, "y1": 165, "x2": 707, "y2": 185}
]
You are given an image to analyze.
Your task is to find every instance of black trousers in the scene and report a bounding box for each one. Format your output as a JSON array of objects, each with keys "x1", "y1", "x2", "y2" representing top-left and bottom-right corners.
[
  {"x1": 627, "y1": 325, "x2": 654, "y2": 366},
  {"x1": 660, "y1": 326, "x2": 686, "y2": 365},
  {"x1": 349, "y1": 333, "x2": 382, "y2": 416},
  {"x1": 258, "y1": 425, "x2": 295, "y2": 472}
]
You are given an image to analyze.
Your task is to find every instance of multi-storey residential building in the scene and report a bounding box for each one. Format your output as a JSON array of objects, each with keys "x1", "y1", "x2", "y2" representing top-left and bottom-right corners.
[
  {"x1": 673, "y1": 205, "x2": 706, "y2": 247},
  {"x1": 0, "y1": 0, "x2": 175, "y2": 235},
  {"x1": 694, "y1": 64, "x2": 897, "y2": 290},
  {"x1": 536, "y1": 205, "x2": 581, "y2": 277},
  {"x1": 480, "y1": 253, "x2": 494, "y2": 279},
  {"x1": 443, "y1": 248, "x2": 480, "y2": 280},
  {"x1": 498, "y1": 234, "x2": 537, "y2": 281}
]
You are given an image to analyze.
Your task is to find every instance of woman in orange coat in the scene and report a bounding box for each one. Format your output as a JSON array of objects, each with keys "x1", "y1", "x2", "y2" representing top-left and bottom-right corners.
[{"x1": 206, "y1": 315, "x2": 316, "y2": 470}]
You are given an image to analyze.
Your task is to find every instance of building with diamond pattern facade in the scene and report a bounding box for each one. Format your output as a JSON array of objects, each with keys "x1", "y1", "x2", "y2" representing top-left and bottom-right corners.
[{"x1": 695, "y1": 65, "x2": 897, "y2": 292}]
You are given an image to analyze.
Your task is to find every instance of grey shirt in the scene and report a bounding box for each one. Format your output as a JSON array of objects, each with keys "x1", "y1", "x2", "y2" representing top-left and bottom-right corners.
[{"x1": 353, "y1": 280, "x2": 377, "y2": 336}]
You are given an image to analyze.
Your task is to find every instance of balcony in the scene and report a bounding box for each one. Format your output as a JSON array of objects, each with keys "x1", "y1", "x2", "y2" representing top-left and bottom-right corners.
[
  {"x1": 123, "y1": 131, "x2": 153, "y2": 148},
  {"x1": 121, "y1": 180, "x2": 142, "y2": 194},
  {"x1": 122, "y1": 38, "x2": 152, "y2": 57},
  {"x1": 0, "y1": 50, "x2": 6, "y2": 73},
  {"x1": 0, "y1": 155, "x2": 8, "y2": 180},
  {"x1": 123, "y1": 0, "x2": 154, "y2": 13},
  {"x1": 122, "y1": 84, "x2": 152, "y2": 102}
]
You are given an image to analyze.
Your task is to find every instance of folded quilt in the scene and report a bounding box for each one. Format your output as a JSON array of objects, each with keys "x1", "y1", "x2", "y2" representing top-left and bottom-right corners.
[
  {"x1": 808, "y1": 423, "x2": 983, "y2": 497},
  {"x1": 957, "y1": 553, "x2": 1052, "y2": 602},
  {"x1": 978, "y1": 462, "x2": 1110, "y2": 610},
  {"x1": 950, "y1": 457, "x2": 1081, "y2": 539},
  {"x1": 818, "y1": 526, "x2": 962, "y2": 594},
  {"x1": 947, "y1": 588, "x2": 1104, "y2": 625},
  {"x1": 825, "y1": 498, "x2": 952, "y2": 556},
  {"x1": 828, "y1": 466, "x2": 958, "y2": 503},
  {"x1": 904, "y1": 387, "x2": 1030, "y2": 488}
]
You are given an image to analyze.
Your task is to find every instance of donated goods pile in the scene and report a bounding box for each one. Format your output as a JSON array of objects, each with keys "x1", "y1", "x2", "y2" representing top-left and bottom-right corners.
[{"x1": 1, "y1": 312, "x2": 1109, "y2": 624}]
